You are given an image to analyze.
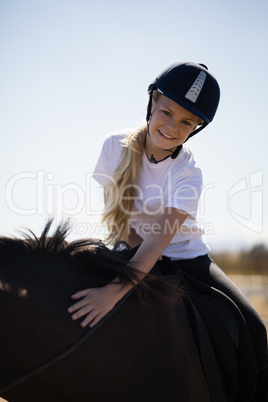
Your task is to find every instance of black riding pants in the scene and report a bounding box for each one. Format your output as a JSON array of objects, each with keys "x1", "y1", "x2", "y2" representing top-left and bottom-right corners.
[{"x1": 174, "y1": 254, "x2": 268, "y2": 371}]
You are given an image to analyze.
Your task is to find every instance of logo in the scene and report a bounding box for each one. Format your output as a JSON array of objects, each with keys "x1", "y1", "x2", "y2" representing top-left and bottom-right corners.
[
  {"x1": 227, "y1": 170, "x2": 263, "y2": 233},
  {"x1": 185, "y1": 71, "x2": 207, "y2": 103}
]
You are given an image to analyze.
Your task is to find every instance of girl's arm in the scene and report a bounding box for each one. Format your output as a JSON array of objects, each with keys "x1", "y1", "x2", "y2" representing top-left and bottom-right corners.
[
  {"x1": 127, "y1": 226, "x2": 143, "y2": 248},
  {"x1": 68, "y1": 207, "x2": 188, "y2": 328},
  {"x1": 127, "y1": 207, "x2": 188, "y2": 274}
]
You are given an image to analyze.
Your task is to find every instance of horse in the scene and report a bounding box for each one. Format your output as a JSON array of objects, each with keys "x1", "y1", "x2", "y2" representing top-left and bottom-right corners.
[{"x1": 0, "y1": 219, "x2": 256, "y2": 402}]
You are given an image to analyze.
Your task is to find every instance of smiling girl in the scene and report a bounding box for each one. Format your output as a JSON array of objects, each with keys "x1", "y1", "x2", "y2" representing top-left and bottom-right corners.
[{"x1": 68, "y1": 62, "x2": 267, "y2": 392}]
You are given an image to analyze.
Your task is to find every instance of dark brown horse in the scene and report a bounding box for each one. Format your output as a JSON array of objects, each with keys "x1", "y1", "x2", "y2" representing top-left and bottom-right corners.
[{"x1": 0, "y1": 220, "x2": 254, "y2": 402}]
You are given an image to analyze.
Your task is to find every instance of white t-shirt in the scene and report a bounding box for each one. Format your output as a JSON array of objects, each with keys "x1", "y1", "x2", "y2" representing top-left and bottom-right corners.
[{"x1": 93, "y1": 133, "x2": 209, "y2": 260}]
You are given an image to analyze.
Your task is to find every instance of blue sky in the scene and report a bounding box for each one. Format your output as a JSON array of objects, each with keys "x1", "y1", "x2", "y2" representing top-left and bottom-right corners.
[{"x1": 0, "y1": 0, "x2": 267, "y2": 251}]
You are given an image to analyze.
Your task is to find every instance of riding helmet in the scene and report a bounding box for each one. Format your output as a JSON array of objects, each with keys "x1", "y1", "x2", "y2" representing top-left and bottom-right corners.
[{"x1": 147, "y1": 62, "x2": 220, "y2": 138}]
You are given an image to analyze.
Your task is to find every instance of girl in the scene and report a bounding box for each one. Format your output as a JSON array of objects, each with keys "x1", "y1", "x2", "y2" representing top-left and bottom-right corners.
[{"x1": 68, "y1": 62, "x2": 267, "y2": 392}]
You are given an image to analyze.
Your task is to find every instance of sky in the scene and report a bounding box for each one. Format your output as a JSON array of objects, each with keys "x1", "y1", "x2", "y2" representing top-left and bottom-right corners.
[{"x1": 0, "y1": 0, "x2": 268, "y2": 252}]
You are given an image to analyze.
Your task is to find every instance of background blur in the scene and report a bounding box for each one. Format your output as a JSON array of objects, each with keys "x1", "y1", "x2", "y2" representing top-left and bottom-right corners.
[{"x1": 1, "y1": 0, "x2": 267, "y2": 253}]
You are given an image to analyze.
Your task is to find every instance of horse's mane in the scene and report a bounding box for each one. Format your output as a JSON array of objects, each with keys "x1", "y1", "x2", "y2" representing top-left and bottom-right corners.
[
  {"x1": 0, "y1": 219, "x2": 71, "y2": 256},
  {"x1": 0, "y1": 219, "x2": 135, "y2": 279},
  {"x1": 0, "y1": 219, "x2": 184, "y2": 302}
]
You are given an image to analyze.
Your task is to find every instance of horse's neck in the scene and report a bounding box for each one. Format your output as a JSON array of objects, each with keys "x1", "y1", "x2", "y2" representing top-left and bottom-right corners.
[{"x1": 0, "y1": 257, "x2": 86, "y2": 367}]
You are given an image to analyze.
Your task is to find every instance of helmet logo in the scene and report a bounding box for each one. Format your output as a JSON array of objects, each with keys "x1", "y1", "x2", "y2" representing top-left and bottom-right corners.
[{"x1": 185, "y1": 71, "x2": 207, "y2": 103}]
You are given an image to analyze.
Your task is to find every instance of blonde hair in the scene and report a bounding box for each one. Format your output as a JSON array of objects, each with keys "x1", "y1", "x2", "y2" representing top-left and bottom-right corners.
[{"x1": 101, "y1": 123, "x2": 147, "y2": 245}]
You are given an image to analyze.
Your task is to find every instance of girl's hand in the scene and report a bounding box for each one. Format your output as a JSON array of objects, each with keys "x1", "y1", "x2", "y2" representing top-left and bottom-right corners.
[{"x1": 68, "y1": 282, "x2": 130, "y2": 328}]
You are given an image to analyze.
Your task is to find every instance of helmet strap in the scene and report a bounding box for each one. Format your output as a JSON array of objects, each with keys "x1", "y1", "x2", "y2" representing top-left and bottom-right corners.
[
  {"x1": 146, "y1": 91, "x2": 153, "y2": 123},
  {"x1": 146, "y1": 120, "x2": 182, "y2": 164},
  {"x1": 185, "y1": 122, "x2": 208, "y2": 141},
  {"x1": 149, "y1": 145, "x2": 182, "y2": 164}
]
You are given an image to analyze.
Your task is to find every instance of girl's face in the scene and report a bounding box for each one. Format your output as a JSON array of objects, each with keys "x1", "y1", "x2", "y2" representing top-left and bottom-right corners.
[{"x1": 145, "y1": 94, "x2": 201, "y2": 161}]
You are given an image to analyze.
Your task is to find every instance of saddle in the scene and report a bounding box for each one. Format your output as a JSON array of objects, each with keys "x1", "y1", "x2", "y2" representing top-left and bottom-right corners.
[{"x1": 181, "y1": 271, "x2": 257, "y2": 402}]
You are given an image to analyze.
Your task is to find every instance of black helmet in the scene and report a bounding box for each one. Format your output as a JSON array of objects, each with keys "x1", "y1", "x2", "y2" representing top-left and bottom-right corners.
[{"x1": 147, "y1": 62, "x2": 220, "y2": 138}]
